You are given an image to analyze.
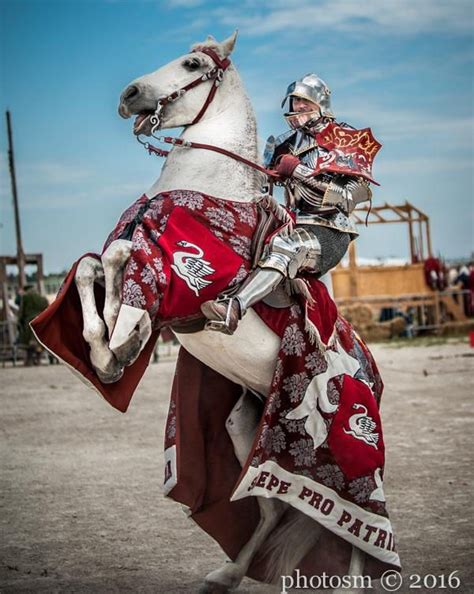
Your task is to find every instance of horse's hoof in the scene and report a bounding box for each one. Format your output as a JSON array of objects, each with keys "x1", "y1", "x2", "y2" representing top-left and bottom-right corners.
[
  {"x1": 111, "y1": 333, "x2": 142, "y2": 367},
  {"x1": 198, "y1": 581, "x2": 232, "y2": 594},
  {"x1": 91, "y1": 351, "x2": 124, "y2": 384},
  {"x1": 96, "y1": 365, "x2": 124, "y2": 384},
  {"x1": 200, "y1": 563, "x2": 243, "y2": 593}
]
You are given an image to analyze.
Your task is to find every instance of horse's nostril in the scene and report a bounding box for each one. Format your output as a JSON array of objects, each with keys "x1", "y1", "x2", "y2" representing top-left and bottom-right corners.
[{"x1": 123, "y1": 84, "x2": 140, "y2": 101}]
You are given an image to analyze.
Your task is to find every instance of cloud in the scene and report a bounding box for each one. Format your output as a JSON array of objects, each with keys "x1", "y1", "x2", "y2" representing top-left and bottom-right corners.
[
  {"x1": 212, "y1": 0, "x2": 473, "y2": 37},
  {"x1": 19, "y1": 181, "x2": 147, "y2": 211},
  {"x1": 150, "y1": 16, "x2": 211, "y2": 44},
  {"x1": 342, "y1": 103, "x2": 474, "y2": 146},
  {"x1": 23, "y1": 161, "x2": 93, "y2": 186},
  {"x1": 0, "y1": 155, "x2": 149, "y2": 212},
  {"x1": 165, "y1": 0, "x2": 205, "y2": 6},
  {"x1": 377, "y1": 156, "x2": 472, "y2": 176}
]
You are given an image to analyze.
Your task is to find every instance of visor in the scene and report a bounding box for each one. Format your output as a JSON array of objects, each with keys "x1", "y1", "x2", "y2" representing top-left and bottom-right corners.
[{"x1": 284, "y1": 110, "x2": 321, "y2": 130}]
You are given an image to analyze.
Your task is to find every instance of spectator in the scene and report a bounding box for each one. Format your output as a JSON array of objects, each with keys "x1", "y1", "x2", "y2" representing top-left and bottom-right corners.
[
  {"x1": 18, "y1": 285, "x2": 49, "y2": 366},
  {"x1": 469, "y1": 262, "x2": 474, "y2": 317},
  {"x1": 456, "y1": 265, "x2": 471, "y2": 317},
  {"x1": 447, "y1": 266, "x2": 459, "y2": 287}
]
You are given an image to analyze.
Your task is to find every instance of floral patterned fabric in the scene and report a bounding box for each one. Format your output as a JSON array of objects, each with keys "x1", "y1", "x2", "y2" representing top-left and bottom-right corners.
[
  {"x1": 104, "y1": 190, "x2": 258, "y2": 326},
  {"x1": 165, "y1": 280, "x2": 400, "y2": 571},
  {"x1": 245, "y1": 300, "x2": 399, "y2": 566}
]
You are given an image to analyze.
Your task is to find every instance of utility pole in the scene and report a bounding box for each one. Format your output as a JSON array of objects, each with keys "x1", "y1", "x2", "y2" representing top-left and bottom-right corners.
[{"x1": 6, "y1": 110, "x2": 26, "y2": 289}]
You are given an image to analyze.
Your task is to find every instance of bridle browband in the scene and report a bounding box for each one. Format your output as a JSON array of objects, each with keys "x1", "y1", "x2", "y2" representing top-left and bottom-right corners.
[
  {"x1": 148, "y1": 46, "x2": 230, "y2": 134},
  {"x1": 137, "y1": 46, "x2": 279, "y2": 179}
]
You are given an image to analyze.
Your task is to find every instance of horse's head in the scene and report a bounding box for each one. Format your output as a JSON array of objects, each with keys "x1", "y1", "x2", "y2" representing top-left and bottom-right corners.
[{"x1": 118, "y1": 32, "x2": 238, "y2": 136}]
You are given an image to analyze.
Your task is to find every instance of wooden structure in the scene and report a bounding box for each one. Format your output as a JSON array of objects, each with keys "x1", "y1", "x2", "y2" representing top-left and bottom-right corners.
[
  {"x1": 331, "y1": 202, "x2": 466, "y2": 329},
  {"x1": 1, "y1": 113, "x2": 50, "y2": 362}
]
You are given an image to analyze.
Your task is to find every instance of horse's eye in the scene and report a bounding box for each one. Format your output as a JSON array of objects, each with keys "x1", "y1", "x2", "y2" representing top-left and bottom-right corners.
[{"x1": 183, "y1": 58, "x2": 201, "y2": 71}]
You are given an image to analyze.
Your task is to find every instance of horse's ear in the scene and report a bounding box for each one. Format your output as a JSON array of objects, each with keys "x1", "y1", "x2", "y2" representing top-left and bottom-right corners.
[
  {"x1": 220, "y1": 30, "x2": 238, "y2": 58},
  {"x1": 206, "y1": 34, "x2": 217, "y2": 43}
]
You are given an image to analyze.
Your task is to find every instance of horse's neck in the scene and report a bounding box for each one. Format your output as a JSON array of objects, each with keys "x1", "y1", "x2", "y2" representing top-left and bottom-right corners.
[{"x1": 147, "y1": 85, "x2": 261, "y2": 203}]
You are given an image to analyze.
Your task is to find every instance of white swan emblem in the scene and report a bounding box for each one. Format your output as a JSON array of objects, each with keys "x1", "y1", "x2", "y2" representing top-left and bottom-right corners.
[
  {"x1": 344, "y1": 403, "x2": 379, "y2": 449},
  {"x1": 286, "y1": 345, "x2": 362, "y2": 449},
  {"x1": 171, "y1": 240, "x2": 215, "y2": 296}
]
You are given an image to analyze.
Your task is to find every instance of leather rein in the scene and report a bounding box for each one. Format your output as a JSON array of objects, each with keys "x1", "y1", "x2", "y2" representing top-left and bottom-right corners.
[{"x1": 136, "y1": 46, "x2": 278, "y2": 180}]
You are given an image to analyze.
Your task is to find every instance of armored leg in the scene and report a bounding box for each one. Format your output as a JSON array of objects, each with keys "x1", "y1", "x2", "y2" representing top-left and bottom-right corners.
[
  {"x1": 201, "y1": 228, "x2": 322, "y2": 334},
  {"x1": 201, "y1": 268, "x2": 284, "y2": 334}
]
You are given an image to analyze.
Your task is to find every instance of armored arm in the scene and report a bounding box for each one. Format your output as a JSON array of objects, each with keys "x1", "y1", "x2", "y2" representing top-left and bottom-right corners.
[
  {"x1": 260, "y1": 224, "x2": 350, "y2": 279},
  {"x1": 291, "y1": 163, "x2": 372, "y2": 214}
]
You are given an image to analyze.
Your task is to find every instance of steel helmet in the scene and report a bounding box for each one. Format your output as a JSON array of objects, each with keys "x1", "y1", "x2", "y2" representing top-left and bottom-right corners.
[{"x1": 282, "y1": 73, "x2": 334, "y2": 129}]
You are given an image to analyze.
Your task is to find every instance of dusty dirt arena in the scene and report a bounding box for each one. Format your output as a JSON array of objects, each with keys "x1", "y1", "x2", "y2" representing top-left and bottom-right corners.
[{"x1": 1, "y1": 341, "x2": 473, "y2": 593}]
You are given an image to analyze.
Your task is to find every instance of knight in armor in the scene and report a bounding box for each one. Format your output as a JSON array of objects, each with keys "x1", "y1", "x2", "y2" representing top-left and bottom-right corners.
[{"x1": 201, "y1": 73, "x2": 380, "y2": 333}]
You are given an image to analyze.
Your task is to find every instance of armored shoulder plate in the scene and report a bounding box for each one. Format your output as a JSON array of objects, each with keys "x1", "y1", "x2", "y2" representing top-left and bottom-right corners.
[
  {"x1": 314, "y1": 121, "x2": 382, "y2": 183},
  {"x1": 263, "y1": 130, "x2": 296, "y2": 167}
]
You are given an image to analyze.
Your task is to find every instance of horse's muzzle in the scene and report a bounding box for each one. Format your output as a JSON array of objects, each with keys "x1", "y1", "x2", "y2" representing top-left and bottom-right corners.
[{"x1": 118, "y1": 102, "x2": 132, "y2": 119}]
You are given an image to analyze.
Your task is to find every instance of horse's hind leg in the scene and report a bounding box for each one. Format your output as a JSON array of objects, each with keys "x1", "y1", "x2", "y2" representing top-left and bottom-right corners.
[
  {"x1": 332, "y1": 547, "x2": 366, "y2": 594},
  {"x1": 201, "y1": 392, "x2": 285, "y2": 593},
  {"x1": 75, "y1": 256, "x2": 123, "y2": 383}
]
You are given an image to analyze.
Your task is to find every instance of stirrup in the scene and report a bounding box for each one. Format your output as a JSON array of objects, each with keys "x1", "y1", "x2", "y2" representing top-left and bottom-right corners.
[{"x1": 202, "y1": 297, "x2": 239, "y2": 335}]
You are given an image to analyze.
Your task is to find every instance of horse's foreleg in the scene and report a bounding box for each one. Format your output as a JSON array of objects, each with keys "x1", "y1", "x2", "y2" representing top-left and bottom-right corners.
[
  {"x1": 109, "y1": 304, "x2": 152, "y2": 368},
  {"x1": 75, "y1": 256, "x2": 124, "y2": 383},
  {"x1": 100, "y1": 239, "x2": 152, "y2": 368},
  {"x1": 101, "y1": 239, "x2": 133, "y2": 338},
  {"x1": 202, "y1": 392, "x2": 285, "y2": 593}
]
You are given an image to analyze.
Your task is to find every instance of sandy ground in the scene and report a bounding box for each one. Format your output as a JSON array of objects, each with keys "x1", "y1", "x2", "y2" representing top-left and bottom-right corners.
[{"x1": 1, "y1": 341, "x2": 473, "y2": 594}]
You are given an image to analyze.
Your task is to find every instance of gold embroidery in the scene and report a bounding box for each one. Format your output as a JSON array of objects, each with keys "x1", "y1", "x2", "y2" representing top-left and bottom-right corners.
[{"x1": 319, "y1": 126, "x2": 381, "y2": 158}]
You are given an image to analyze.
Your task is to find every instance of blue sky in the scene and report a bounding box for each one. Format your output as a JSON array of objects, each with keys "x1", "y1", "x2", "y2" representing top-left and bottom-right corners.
[{"x1": 0, "y1": 0, "x2": 473, "y2": 273}]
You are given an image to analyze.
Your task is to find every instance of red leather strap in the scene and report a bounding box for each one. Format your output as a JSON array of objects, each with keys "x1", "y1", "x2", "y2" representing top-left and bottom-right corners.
[
  {"x1": 193, "y1": 46, "x2": 231, "y2": 70},
  {"x1": 190, "y1": 80, "x2": 219, "y2": 125},
  {"x1": 189, "y1": 47, "x2": 231, "y2": 125},
  {"x1": 159, "y1": 136, "x2": 279, "y2": 178}
]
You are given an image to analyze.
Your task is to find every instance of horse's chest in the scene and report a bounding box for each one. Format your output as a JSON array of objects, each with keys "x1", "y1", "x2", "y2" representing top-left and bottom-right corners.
[{"x1": 174, "y1": 310, "x2": 279, "y2": 396}]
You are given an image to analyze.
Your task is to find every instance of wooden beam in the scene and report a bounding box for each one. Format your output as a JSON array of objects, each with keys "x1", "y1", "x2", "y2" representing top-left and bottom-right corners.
[
  {"x1": 388, "y1": 203, "x2": 411, "y2": 222},
  {"x1": 351, "y1": 202, "x2": 433, "y2": 263},
  {"x1": 425, "y1": 219, "x2": 433, "y2": 258},
  {"x1": 406, "y1": 203, "x2": 416, "y2": 262},
  {"x1": 418, "y1": 218, "x2": 424, "y2": 261},
  {"x1": 6, "y1": 111, "x2": 26, "y2": 290}
]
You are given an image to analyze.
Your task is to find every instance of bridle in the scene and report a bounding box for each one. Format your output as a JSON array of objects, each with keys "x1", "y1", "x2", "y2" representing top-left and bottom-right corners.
[
  {"x1": 147, "y1": 46, "x2": 230, "y2": 134},
  {"x1": 136, "y1": 46, "x2": 278, "y2": 179}
]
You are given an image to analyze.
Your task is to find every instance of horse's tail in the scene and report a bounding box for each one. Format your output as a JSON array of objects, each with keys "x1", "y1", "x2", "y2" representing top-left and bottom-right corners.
[{"x1": 261, "y1": 507, "x2": 323, "y2": 584}]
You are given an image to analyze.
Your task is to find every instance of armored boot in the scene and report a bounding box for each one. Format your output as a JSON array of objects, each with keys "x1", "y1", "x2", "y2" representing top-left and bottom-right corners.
[
  {"x1": 201, "y1": 268, "x2": 285, "y2": 334},
  {"x1": 201, "y1": 228, "x2": 322, "y2": 334}
]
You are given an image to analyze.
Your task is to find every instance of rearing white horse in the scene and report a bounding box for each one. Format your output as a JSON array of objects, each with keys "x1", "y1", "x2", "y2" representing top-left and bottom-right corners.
[{"x1": 73, "y1": 32, "x2": 371, "y2": 593}]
